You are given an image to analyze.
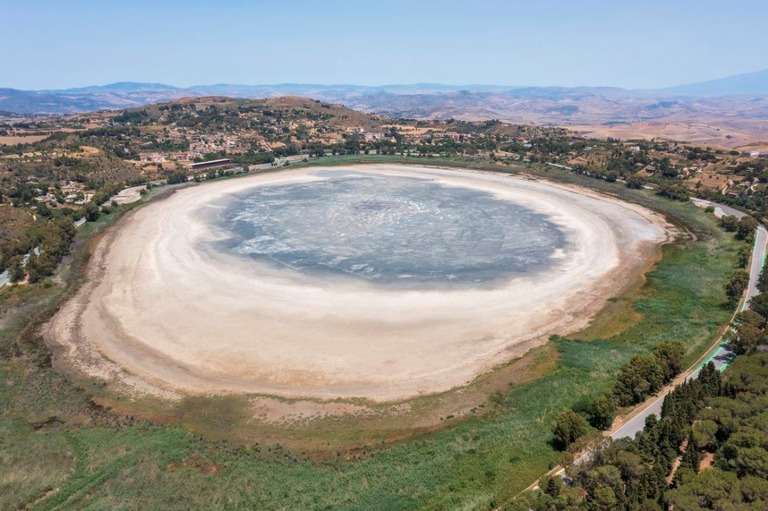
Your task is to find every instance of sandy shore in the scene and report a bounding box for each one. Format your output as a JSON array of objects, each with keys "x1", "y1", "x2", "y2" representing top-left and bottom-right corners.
[{"x1": 45, "y1": 164, "x2": 670, "y2": 401}]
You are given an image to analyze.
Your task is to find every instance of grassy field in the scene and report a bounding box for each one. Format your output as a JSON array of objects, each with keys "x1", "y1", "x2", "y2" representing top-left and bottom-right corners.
[{"x1": 0, "y1": 156, "x2": 745, "y2": 510}]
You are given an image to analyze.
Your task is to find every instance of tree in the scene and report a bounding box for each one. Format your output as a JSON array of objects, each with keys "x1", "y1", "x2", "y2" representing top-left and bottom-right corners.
[
  {"x1": 659, "y1": 157, "x2": 675, "y2": 177},
  {"x1": 540, "y1": 475, "x2": 563, "y2": 498},
  {"x1": 719, "y1": 215, "x2": 739, "y2": 232},
  {"x1": 625, "y1": 175, "x2": 643, "y2": 189},
  {"x1": 732, "y1": 310, "x2": 768, "y2": 354},
  {"x1": 667, "y1": 469, "x2": 747, "y2": 510},
  {"x1": 8, "y1": 256, "x2": 25, "y2": 283},
  {"x1": 697, "y1": 362, "x2": 722, "y2": 397},
  {"x1": 726, "y1": 270, "x2": 750, "y2": 302},
  {"x1": 587, "y1": 486, "x2": 618, "y2": 511},
  {"x1": 691, "y1": 419, "x2": 718, "y2": 451},
  {"x1": 750, "y1": 285, "x2": 768, "y2": 315},
  {"x1": 585, "y1": 465, "x2": 623, "y2": 511},
  {"x1": 656, "y1": 184, "x2": 689, "y2": 201},
  {"x1": 166, "y1": 171, "x2": 188, "y2": 184},
  {"x1": 722, "y1": 443, "x2": 768, "y2": 479},
  {"x1": 25, "y1": 254, "x2": 42, "y2": 284},
  {"x1": 613, "y1": 355, "x2": 666, "y2": 406},
  {"x1": 590, "y1": 394, "x2": 615, "y2": 431},
  {"x1": 552, "y1": 410, "x2": 588, "y2": 450},
  {"x1": 611, "y1": 449, "x2": 645, "y2": 484},
  {"x1": 735, "y1": 216, "x2": 758, "y2": 241},
  {"x1": 680, "y1": 443, "x2": 701, "y2": 473},
  {"x1": 84, "y1": 202, "x2": 100, "y2": 222},
  {"x1": 653, "y1": 341, "x2": 687, "y2": 381},
  {"x1": 36, "y1": 202, "x2": 51, "y2": 217},
  {"x1": 738, "y1": 474, "x2": 768, "y2": 504},
  {"x1": 732, "y1": 322, "x2": 765, "y2": 355}
]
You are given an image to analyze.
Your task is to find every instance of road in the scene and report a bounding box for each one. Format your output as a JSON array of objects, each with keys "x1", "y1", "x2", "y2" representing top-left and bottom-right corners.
[
  {"x1": 527, "y1": 200, "x2": 768, "y2": 489},
  {"x1": 610, "y1": 200, "x2": 767, "y2": 440},
  {"x1": 109, "y1": 185, "x2": 146, "y2": 205}
]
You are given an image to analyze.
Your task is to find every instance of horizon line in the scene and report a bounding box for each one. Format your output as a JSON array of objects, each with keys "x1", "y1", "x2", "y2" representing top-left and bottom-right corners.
[{"x1": 3, "y1": 65, "x2": 766, "y2": 94}]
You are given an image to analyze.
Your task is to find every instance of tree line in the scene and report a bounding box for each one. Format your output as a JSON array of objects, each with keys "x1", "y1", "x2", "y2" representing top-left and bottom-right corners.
[{"x1": 551, "y1": 340, "x2": 688, "y2": 454}]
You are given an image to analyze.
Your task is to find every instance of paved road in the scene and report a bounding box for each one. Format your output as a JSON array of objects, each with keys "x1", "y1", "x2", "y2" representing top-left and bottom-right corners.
[
  {"x1": 691, "y1": 199, "x2": 767, "y2": 302},
  {"x1": 109, "y1": 185, "x2": 146, "y2": 205},
  {"x1": 691, "y1": 198, "x2": 748, "y2": 220},
  {"x1": 745, "y1": 225, "x2": 767, "y2": 310},
  {"x1": 611, "y1": 202, "x2": 767, "y2": 440}
]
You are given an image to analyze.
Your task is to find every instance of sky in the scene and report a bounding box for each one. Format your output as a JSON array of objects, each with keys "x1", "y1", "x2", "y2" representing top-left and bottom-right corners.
[{"x1": 3, "y1": 0, "x2": 768, "y2": 90}]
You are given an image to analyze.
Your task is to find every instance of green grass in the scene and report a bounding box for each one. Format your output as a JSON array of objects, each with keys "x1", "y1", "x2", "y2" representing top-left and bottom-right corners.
[{"x1": 0, "y1": 157, "x2": 745, "y2": 510}]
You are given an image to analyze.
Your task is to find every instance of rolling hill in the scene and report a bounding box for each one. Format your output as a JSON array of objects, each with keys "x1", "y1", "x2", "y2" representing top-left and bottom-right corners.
[{"x1": 2, "y1": 69, "x2": 766, "y2": 148}]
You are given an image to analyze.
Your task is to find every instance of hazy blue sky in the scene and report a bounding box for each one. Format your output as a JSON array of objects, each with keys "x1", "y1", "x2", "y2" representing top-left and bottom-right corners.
[{"x1": 4, "y1": 0, "x2": 767, "y2": 89}]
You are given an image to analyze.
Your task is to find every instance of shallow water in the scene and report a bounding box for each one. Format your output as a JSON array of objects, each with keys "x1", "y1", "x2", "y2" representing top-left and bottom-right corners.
[{"x1": 214, "y1": 173, "x2": 566, "y2": 286}]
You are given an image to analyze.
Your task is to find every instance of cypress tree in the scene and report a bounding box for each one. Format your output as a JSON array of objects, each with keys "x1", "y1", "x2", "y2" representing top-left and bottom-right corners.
[{"x1": 680, "y1": 443, "x2": 700, "y2": 473}]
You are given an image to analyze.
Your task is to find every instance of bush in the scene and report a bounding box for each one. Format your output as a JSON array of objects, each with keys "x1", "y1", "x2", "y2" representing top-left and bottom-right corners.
[
  {"x1": 166, "y1": 172, "x2": 188, "y2": 184},
  {"x1": 625, "y1": 176, "x2": 643, "y2": 189}
]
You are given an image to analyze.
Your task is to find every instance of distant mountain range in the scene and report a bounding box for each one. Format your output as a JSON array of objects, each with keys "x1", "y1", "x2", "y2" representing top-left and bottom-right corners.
[
  {"x1": 660, "y1": 68, "x2": 768, "y2": 97},
  {"x1": 1, "y1": 70, "x2": 767, "y2": 149},
  {"x1": 1, "y1": 69, "x2": 766, "y2": 116}
]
